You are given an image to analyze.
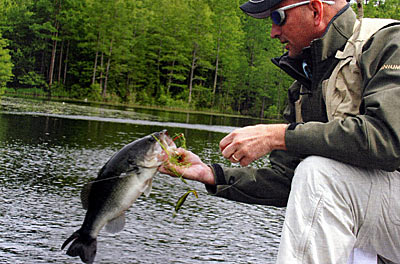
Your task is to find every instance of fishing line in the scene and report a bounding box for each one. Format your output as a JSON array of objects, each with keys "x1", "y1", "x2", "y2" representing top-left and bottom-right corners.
[{"x1": 84, "y1": 164, "x2": 161, "y2": 185}]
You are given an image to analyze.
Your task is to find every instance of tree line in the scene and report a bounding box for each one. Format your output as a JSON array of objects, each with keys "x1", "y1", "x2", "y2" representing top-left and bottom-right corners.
[{"x1": 0, "y1": 0, "x2": 398, "y2": 118}]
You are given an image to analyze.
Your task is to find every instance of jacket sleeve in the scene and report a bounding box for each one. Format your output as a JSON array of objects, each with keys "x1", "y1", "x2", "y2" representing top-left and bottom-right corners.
[
  {"x1": 285, "y1": 24, "x2": 400, "y2": 171},
  {"x1": 205, "y1": 150, "x2": 302, "y2": 207}
]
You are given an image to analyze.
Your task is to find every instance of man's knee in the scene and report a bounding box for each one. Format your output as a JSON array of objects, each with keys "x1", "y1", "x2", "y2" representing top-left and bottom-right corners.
[
  {"x1": 293, "y1": 156, "x2": 341, "y2": 190},
  {"x1": 295, "y1": 155, "x2": 338, "y2": 174}
]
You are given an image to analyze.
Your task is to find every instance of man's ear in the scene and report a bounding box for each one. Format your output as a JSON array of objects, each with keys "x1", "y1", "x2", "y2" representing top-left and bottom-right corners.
[{"x1": 309, "y1": 0, "x2": 324, "y2": 26}]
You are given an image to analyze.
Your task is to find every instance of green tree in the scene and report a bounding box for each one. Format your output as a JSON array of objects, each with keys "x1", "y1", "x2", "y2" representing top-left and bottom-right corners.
[
  {"x1": 1, "y1": 0, "x2": 300, "y2": 118},
  {"x1": 147, "y1": 0, "x2": 192, "y2": 105},
  {"x1": 186, "y1": 0, "x2": 214, "y2": 106},
  {"x1": 0, "y1": 0, "x2": 14, "y2": 92},
  {"x1": 363, "y1": 0, "x2": 400, "y2": 20},
  {"x1": 0, "y1": 34, "x2": 13, "y2": 92},
  {"x1": 208, "y1": 0, "x2": 245, "y2": 109}
]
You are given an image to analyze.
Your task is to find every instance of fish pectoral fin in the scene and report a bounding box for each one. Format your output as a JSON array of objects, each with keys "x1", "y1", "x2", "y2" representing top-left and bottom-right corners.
[
  {"x1": 80, "y1": 182, "x2": 93, "y2": 210},
  {"x1": 105, "y1": 213, "x2": 126, "y2": 234},
  {"x1": 142, "y1": 178, "x2": 153, "y2": 197}
]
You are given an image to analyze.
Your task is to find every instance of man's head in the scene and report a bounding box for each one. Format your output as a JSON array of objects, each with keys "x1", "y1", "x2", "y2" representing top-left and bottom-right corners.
[{"x1": 240, "y1": 0, "x2": 347, "y2": 57}]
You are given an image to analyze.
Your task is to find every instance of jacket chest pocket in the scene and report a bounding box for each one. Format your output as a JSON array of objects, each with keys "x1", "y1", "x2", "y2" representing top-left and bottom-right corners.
[{"x1": 322, "y1": 55, "x2": 363, "y2": 121}]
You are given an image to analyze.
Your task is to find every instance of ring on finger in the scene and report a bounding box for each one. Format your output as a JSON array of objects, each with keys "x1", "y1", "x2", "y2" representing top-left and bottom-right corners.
[{"x1": 232, "y1": 154, "x2": 240, "y2": 162}]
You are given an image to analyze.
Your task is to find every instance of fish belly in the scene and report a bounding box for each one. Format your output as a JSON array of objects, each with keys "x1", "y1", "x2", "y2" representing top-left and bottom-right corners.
[
  {"x1": 118, "y1": 168, "x2": 156, "y2": 210},
  {"x1": 91, "y1": 168, "x2": 157, "y2": 236}
]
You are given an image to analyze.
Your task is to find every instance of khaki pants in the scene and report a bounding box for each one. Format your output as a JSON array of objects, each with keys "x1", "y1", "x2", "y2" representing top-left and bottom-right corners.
[{"x1": 276, "y1": 156, "x2": 400, "y2": 264}]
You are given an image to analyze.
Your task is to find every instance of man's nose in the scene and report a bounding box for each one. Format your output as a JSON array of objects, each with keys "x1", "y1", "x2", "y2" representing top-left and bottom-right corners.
[{"x1": 270, "y1": 23, "x2": 281, "y2": 39}]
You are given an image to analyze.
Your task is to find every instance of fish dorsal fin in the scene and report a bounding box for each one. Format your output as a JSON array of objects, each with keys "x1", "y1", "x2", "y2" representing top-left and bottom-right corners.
[
  {"x1": 80, "y1": 182, "x2": 93, "y2": 210},
  {"x1": 142, "y1": 178, "x2": 153, "y2": 197},
  {"x1": 105, "y1": 213, "x2": 126, "y2": 233}
]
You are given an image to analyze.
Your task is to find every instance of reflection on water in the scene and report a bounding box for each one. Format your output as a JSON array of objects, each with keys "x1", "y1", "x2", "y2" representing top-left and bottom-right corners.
[
  {"x1": 0, "y1": 102, "x2": 284, "y2": 264},
  {"x1": 0, "y1": 96, "x2": 278, "y2": 129}
]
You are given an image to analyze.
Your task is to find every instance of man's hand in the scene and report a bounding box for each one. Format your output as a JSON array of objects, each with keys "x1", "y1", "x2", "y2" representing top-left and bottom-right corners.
[
  {"x1": 158, "y1": 148, "x2": 215, "y2": 185},
  {"x1": 219, "y1": 124, "x2": 288, "y2": 166}
]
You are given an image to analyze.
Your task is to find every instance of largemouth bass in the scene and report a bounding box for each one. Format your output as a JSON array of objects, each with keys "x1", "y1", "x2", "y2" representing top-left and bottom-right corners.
[{"x1": 61, "y1": 130, "x2": 175, "y2": 263}]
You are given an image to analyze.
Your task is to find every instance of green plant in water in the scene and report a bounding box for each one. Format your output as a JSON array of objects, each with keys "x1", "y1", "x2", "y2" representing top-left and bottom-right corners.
[
  {"x1": 169, "y1": 133, "x2": 191, "y2": 183},
  {"x1": 173, "y1": 133, "x2": 187, "y2": 149},
  {"x1": 153, "y1": 132, "x2": 198, "y2": 217},
  {"x1": 153, "y1": 133, "x2": 190, "y2": 183}
]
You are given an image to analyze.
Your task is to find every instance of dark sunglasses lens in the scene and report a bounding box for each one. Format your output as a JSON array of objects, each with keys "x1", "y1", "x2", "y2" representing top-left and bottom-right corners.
[{"x1": 271, "y1": 11, "x2": 284, "y2": 26}]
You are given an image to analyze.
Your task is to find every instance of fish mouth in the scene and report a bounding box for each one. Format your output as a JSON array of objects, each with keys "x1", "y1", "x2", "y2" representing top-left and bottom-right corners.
[
  {"x1": 140, "y1": 130, "x2": 176, "y2": 168},
  {"x1": 153, "y1": 130, "x2": 177, "y2": 163},
  {"x1": 159, "y1": 130, "x2": 176, "y2": 149},
  {"x1": 155, "y1": 130, "x2": 176, "y2": 149}
]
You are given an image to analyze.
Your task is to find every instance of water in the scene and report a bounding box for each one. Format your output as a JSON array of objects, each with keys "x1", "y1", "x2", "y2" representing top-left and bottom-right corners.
[{"x1": 0, "y1": 98, "x2": 285, "y2": 264}]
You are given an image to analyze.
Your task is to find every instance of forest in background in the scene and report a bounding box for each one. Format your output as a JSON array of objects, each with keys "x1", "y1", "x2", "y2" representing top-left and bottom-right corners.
[{"x1": 0, "y1": 0, "x2": 398, "y2": 118}]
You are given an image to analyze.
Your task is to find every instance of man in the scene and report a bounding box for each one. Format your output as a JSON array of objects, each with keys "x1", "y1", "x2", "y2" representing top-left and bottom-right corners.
[{"x1": 159, "y1": 0, "x2": 400, "y2": 263}]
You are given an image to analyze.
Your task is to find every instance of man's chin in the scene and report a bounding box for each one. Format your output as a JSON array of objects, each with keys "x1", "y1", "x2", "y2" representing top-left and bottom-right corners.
[{"x1": 288, "y1": 50, "x2": 302, "y2": 58}]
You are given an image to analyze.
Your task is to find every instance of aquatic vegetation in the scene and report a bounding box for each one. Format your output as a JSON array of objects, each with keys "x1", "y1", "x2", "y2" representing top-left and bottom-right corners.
[
  {"x1": 0, "y1": 96, "x2": 155, "y2": 120},
  {"x1": 153, "y1": 132, "x2": 198, "y2": 217},
  {"x1": 153, "y1": 133, "x2": 190, "y2": 183}
]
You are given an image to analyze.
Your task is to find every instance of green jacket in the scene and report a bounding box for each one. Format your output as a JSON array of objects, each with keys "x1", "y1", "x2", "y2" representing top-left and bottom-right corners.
[{"x1": 207, "y1": 5, "x2": 400, "y2": 207}]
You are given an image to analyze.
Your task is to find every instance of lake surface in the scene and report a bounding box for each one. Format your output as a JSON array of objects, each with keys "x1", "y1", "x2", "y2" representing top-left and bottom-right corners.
[{"x1": 0, "y1": 97, "x2": 285, "y2": 264}]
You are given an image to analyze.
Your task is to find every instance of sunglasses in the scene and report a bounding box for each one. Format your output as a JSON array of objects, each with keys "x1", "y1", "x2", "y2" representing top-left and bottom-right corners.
[{"x1": 270, "y1": 0, "x2": 335, "y2": 26}]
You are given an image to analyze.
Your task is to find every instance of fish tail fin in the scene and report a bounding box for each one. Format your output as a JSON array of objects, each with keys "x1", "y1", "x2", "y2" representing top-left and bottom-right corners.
[{"x1": 61, "y1": 230, "x2": 97, "y2": 264}]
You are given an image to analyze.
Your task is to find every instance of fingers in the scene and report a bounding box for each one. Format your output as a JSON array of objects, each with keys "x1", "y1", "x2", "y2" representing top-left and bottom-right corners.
[
  {"x1": 220, "y1": 126, "x2": 259, "y2": 166},
  {"x1": 158, "y1": 163, "x2": 172, "y2": 175},
  {"x1": 159, "y1": 159, "x2": 186, "y2": 177},
  {"x1": 158, "y1": 148, "x2": 185, "y2": 173},
  {"x1": 228, "y1": 152, "x2": 251, "y2": 166},
  {"x1": 231, "y1": 154, "x2": 240, "y2": 162},
  {"x1": 158, "y1": 149, "x2": 171, "y2": 162},
  {"x1": 239, "y1": 156, "x2": 252, "y2": 167},
  {"x1": 159, "y1": 147, "x2": 199, "y2": 175},
  {"x1": 219, "y1": 133, "x2": 233, "y2": 152},
  {"x1": 220, "y1": 129, "x2": 247, "y2": 164},
  {"x1": 221, "y1": 143, "x2": 237, "y2": 160},
  {"x1": 220, "y1": 131, "x2": 241, "y2": 160}
]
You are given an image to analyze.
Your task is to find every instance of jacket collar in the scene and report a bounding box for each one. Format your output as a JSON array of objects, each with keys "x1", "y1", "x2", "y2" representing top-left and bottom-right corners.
[
  {"x1": 272, "y1": 4, "x2": 357, "y2": 85},
  {"x1": 311, "y1": 4, "x2": 356, "y2": 61}
]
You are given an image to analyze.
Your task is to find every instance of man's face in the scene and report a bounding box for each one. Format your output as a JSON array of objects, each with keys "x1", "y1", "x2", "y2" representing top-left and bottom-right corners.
[{"x1": 270, "y1": 0, "x2": 317, "y2": 58}]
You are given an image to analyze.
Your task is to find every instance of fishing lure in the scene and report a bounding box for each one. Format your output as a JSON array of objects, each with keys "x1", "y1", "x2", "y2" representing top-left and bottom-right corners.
[{"x1": 173, "y1": 189, "x2": 198, "y2": 218}]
